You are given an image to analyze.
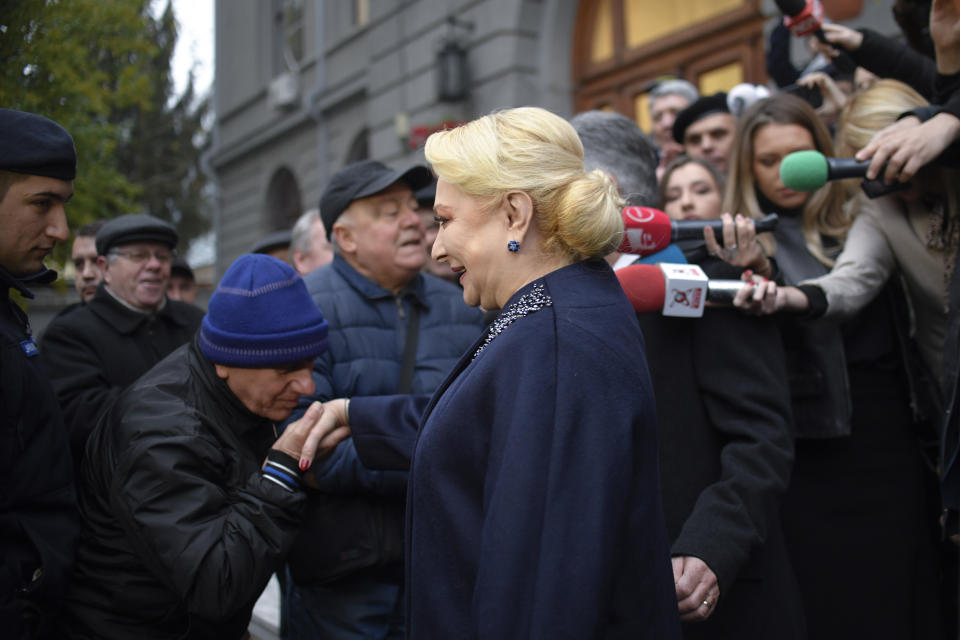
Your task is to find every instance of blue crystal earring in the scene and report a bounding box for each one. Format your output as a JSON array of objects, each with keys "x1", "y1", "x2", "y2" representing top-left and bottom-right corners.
[{"x1": 507, "y1": 240, "x2": 520, "y2": 253}]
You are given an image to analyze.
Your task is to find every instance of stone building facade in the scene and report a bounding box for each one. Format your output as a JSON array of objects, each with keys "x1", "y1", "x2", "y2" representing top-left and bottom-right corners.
[{"x1": 208, "y1": 0, "x2": 897, "y2": 276}]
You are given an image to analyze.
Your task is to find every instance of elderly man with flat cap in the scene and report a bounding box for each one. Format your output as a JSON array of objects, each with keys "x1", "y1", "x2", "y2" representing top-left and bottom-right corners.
[
  {"x1": 42, "y1": 213, "x2": 204, "y2": 462},
  {"x1": 61, "y1": 254, "x2": 349, "y2": 639},
  {"x1": 0, "y1": 107, "x2": 80, "y2": 639},
  {"x1": 284, "y1": 160, "x2": 485, "y2": 639}
]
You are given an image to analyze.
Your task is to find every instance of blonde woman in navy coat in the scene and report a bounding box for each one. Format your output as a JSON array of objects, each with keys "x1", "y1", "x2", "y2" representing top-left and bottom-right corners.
[{"x1": 308, "y1": 107, "x2": 682, "y2": 639}]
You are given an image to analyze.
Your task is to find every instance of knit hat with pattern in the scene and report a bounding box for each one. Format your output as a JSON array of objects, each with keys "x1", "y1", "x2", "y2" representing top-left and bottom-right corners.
[{"x1": 200, "y1": 254, "x2": 329, "y2": 367}]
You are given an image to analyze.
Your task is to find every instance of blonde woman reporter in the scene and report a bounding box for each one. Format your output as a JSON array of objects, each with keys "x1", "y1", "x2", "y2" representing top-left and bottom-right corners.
[{"x1": 307, "y1": 107, "x2": 681, "y2": 639}]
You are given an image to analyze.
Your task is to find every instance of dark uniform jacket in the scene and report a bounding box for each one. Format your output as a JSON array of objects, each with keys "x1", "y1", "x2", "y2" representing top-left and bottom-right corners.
[
  {"x1": 41, "y1": 283, "x2": 204, "y2": 461},
  {"x1": 62, "y1": 339, "x2": 305, "y2": 639},
  {"x1": 349, "y1": 260, "x2": 682, "y2": 639},
  {"x1": 0, "y1": 267, "x2": 79, "y2": 639}
]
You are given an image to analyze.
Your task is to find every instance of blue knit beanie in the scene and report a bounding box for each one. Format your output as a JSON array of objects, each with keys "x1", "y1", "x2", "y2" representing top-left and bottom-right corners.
[{"x1": 200, "y1": 254, "x2": 329, "y2": 367}]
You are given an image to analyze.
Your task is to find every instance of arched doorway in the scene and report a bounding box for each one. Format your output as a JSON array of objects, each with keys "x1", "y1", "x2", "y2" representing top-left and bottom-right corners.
[
  {"x1": 573, "y1": 0, "x2": 767, "y2": 131},
  {"x1": 263, "y1": 166, "x2": 302, "y2": 231}
]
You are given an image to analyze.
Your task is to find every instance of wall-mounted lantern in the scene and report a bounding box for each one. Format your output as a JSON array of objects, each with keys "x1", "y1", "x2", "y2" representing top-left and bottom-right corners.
[{"x1": 436, "y1": 16, "x2": 474, "y2": 103}]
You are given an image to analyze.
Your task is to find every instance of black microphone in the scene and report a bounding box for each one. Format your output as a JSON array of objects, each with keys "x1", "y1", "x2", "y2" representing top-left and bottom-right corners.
[{"x1": 671, "y1": 213, "x2": 780, "y2": 242}]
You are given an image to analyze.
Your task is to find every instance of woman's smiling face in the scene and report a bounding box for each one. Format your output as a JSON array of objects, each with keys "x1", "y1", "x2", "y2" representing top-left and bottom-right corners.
[{"x1": 431, "y1": 178, "x2": 510, "y2": 309}]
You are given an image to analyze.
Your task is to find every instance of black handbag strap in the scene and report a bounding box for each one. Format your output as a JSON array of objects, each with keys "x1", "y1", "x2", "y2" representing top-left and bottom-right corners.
[{"x1": 396, "y1": 300, "x2": 420, "y2": 394}]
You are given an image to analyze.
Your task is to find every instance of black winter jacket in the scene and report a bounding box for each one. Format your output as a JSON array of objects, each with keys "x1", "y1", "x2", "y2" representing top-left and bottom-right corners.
[
  {"x1": 41, "y1": 283, "x2": 203, "y2": 462},
  {"x1": 0, "y1": 267, "x2": 79, "y2": 639},
  {"x1": 62, "y1": 339, "x2": 305, "y2": 639}
]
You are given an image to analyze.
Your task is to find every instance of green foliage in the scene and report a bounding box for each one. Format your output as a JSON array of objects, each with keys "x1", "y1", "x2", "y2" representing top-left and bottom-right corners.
[{"x1": 0, "y1": 0, "x2": 210, "y2": 263}]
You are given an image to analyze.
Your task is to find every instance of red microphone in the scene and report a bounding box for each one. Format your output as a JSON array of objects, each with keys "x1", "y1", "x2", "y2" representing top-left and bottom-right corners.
[
  {"x1": 774, "y1": 0, "x2": 856, "y2": 73},
  {"x1": 616, "y1": 263, "x2": 746, "y2": 317},
  {"x1": 777, "y1": 0, "x2": 824, "y2": 37},
  {"x1": 618, "y1": 207, "x2": 779, "y2": 255},
  {"x1": 618, "y1": 207, "x2": 673, "y2": 256}
]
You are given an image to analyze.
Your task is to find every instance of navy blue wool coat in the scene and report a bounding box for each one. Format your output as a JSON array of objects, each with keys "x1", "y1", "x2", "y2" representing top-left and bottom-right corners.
[{"x1": 350, "y1": 259, "x2": 681, "y2": 639}]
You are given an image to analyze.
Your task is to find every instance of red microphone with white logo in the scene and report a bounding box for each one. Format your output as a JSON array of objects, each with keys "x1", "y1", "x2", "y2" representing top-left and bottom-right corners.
[
  {"x1": 615, "y1": 263, "x2": 746, "y2": 317},
  {"x1": 775, "y1": 0, "x2": 856, "y2": 73},
  {"x1": 618, "y1": 207, "x2": 779, "y2": 256},
  {"x1": 778, "y1": 0, "x2": 824, "y2": 37}
]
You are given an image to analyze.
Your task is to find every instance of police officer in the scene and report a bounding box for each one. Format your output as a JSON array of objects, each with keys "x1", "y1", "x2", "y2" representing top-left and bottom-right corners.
[{"x1": 0, "y1": 108, "x2": 81, "y2": 638}]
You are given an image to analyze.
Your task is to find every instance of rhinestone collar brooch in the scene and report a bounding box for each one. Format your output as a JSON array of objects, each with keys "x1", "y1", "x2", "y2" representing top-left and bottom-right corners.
[{"x1": 474, "y1": 282, "x2": 553, "y2": 358}]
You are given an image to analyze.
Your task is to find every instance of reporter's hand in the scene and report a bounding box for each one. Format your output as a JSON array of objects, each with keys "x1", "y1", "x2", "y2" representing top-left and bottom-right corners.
[
  {"x1": 272, "y1": 400, "x2": 350, "y2": 471},
  {"x1": 856, "y1": 114, "x2": 960, "y2": 183},
  {"x1": 734, "y1": 275, "x2": 777, "y2": 315},
  {"x1": 932, "y1": 0, "x2": 960, "y2": 73},
  {"x1": 733, "y1": 275, "x2": 809, "y2": 315},
  {"x1": 820, "y1": 23, "x2": 864, "y2": 52},
  {"x1": 703, "y1": 213, "x2": 773, "y2": 278},
  {"x1": 798, "y1": 71, "x2": 849, "y2": 122},
  {"x1": 672, "y1": 556, "x2": 720, "y2": 622}
]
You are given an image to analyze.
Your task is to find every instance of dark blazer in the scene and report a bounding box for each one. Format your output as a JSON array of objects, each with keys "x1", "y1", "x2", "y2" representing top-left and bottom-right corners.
[
  {"x1": 41, "y1": 284, "x2": 203, "y2": 461},
  {"x1": 637, "y1": 308, "x2": 805, "y2": 639},
  {"x1": 350, "y1": 259, "x2": 681, "y2": 639}
]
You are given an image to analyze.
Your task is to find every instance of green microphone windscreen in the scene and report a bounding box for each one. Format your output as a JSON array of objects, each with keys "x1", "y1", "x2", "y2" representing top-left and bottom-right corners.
[{"x1": 779, "y1": 150, "x2": 828, "y2": 191}]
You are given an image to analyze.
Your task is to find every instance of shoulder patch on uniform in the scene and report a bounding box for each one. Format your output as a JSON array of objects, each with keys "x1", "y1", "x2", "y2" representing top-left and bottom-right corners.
[{"x1": 19, "y1": 338, "x2": 39, "y2": 357}]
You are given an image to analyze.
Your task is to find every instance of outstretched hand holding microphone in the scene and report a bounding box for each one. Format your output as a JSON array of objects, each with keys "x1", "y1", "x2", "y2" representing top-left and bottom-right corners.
[
  {"x1": 726, "y1": 148, "x2": 869, "y2": 316},
  {"x1": 854, "y1": 113, "x2": 960, "y2": 184},
  {"x1": 618, "y1": 206, "x2": 777, "y2": 277}
]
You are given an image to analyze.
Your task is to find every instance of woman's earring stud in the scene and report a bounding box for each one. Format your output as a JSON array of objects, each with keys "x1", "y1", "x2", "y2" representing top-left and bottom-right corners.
[{"x1": 507, "y1": 240, "x2": 520, "y2": 253}]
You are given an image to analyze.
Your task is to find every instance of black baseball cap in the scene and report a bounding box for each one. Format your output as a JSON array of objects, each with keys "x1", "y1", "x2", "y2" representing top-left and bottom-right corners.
[
  {"x1": 319, "y1": 160, "x2": 433, "y2": 237},
  {"x1": 672, "y1": 92, "x2": 730, "y2": 144}
]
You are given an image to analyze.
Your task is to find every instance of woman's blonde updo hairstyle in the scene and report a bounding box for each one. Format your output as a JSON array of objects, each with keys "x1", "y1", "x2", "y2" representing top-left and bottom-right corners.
[{"x1": 424, "y1": 106, "x2": 624, "y2": 260}]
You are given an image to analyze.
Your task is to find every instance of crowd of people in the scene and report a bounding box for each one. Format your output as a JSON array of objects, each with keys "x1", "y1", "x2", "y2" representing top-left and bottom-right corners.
[{"x1": 4, "y1": 2, "x2": 960, "y2": 639}]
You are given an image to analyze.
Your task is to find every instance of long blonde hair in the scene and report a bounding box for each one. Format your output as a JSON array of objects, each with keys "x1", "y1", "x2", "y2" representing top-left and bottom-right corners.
[
  {"x1": 722, "y1": 93, "x2": 849, "y2": 266},
  {"x1": 424, "y1": 106, "x2": 625, "y2": 261},
  {"x1": 838, "y1": 79, "x2": 960, "y2": 250},
  {"x1": 836, "y1": 80, "x2": 926, "y2": 156}
]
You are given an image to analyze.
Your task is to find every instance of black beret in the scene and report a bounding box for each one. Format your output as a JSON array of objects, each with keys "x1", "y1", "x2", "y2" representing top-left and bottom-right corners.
[
  {"x1": 672, "y1": 92, "x2": 731, "y2": 144},
  {"x1": 320, "y1": 160, "x2": 433, "y2": 238},
  {"x1": 171, "y1": 257, "x2": 195, "y2": 280},
  {"x1": 0, "y1": 108, "x2": 77, "y2": 181},
  {"x1": 96, "y1": 214, "x2": 178, "y2": 255},
  {"x1": 251, "y1": 229, "x2": 292, "y2": 255}
]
